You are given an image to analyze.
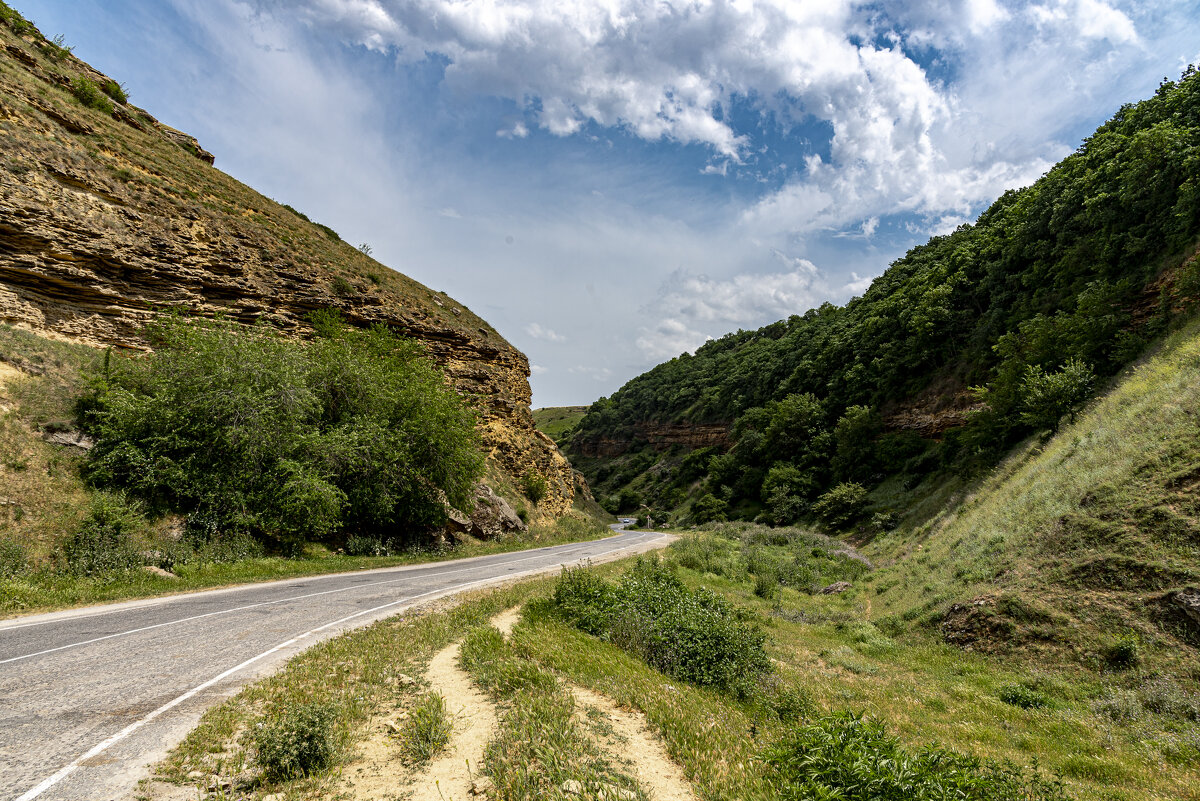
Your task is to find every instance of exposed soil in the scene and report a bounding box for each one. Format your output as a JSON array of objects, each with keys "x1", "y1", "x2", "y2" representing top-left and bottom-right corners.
[
  {"x1": 570, "y1": 686, "x2": 697, "y2": 801},
  {"x1": 339, "y1": 641, "x2": 498, "y2": 801}
]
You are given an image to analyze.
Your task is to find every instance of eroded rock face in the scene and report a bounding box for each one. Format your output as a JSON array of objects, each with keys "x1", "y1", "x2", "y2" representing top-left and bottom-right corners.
[
  {"x1": 0, "y1": 24, "x2": 578, "y2": 517},
  {"x1": 445, "y1": 483, "x2": 526, "y2": 540},
  {"x1": 573, "y1": 422, "x2": 731, "y2": 458}
]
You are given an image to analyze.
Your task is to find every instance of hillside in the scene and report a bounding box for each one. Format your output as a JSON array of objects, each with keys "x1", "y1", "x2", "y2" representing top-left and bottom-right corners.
[
  {"x1": 0, "y1": 3, "x2": 578, "y2": 518},
  {"x1": 570, "y1": 67, "x2": 1200, "y2": 526},
  {"x1": 532, "y1": 405, "x2": 589, "y2": 444}
]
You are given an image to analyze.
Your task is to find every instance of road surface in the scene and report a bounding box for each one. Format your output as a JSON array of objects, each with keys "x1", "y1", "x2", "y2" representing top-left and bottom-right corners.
[{"x1": 0, "y1": 529, "x2": 669, "y2": 801}]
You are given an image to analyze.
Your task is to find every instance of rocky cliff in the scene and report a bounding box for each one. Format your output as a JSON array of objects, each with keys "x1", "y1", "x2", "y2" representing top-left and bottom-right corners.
[{"x1": 0, "y1": 9, "x2": 576, "y2": 518}]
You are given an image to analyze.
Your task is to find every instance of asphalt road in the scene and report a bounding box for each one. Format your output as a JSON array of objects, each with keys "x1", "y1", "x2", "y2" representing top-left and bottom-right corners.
[{"x1": 0, "y1": 529, "x2": 670, "y2": 801}]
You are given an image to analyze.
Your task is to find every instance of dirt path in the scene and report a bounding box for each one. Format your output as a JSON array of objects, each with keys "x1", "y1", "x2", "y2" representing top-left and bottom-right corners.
[
  {"x1": 570, "y1": 686, "x2": 697, "y2": 801},
  {"x1": 339, "y1": 641, "x2": 497, "y2": 801}
]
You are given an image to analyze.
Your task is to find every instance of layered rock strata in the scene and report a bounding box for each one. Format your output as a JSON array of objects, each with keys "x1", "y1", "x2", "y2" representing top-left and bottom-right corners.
[{"x1": 0, "y1": 17, "x2": 576, "y2": 517}]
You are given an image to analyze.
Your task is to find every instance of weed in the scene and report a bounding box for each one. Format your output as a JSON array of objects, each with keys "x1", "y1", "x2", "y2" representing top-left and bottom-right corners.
[
  {"x1": 765, "y1": 712, "x2": 1071, "y2": 801},
  {"x1": 401, "y1": 692, "x2": 452, "y2": 763},
  {"x1": 254, "y1": 701, "x2": 338, "y2": 781},
  {"x1": 343, "y1": 535, "x2": 394, "y2": 557}
]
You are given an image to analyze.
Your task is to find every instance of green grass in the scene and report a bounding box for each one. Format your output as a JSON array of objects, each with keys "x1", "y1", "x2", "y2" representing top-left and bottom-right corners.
[
  {"x1": 0, "y1": 515, "x2": 611, "y2": 617},
  {"x1": 156, "y1": 581, "x2": 550, "y2": 797},
  {"x1": 459, "y1": 622, "x2": 649, "y2": 800},
  {"x1": 533, "y1": 406, "x2": 589, "y2": 443},
  {"x1": 400, "y1": 691, "x2": 453, "y2": 764}
]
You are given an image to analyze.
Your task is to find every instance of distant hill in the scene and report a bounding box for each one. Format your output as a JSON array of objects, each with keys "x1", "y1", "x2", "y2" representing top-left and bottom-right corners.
[
  {"x1": 532, "y1": 406, "x2": 589, "y2": 444},
  {"x1": 570, "y1": 66, "x2": 1200, "y2": 525}
]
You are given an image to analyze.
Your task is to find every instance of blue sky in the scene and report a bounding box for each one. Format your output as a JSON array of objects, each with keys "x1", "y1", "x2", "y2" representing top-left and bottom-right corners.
[{"x1": 18, "y1": 0, "x2": 1200, "y2": 406}]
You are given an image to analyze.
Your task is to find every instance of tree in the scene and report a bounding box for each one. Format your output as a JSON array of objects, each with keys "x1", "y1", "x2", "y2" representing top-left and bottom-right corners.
[{"x1": 1018, "y1": 358, "x2": 1095, "y2": 433}]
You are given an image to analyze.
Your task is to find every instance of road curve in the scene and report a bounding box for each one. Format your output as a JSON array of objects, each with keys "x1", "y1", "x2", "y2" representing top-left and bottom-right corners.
[{"x1": 0, "y1": 530, "x2": 670, "y2": 801}]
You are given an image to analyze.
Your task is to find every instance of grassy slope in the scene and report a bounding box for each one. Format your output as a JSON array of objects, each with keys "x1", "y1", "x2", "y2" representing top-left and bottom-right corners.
[
  {"x1": 533, "y1": 406, "x2": 589, "y2": 443},
  {"x1": 864, "y1": 314, "x2": 1200, "y2": 671}
]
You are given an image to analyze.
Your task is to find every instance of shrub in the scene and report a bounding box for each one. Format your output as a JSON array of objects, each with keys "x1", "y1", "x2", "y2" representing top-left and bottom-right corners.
[
  {"x1": 0, "y1": 538, "x2": 26, "y2": 579},
  {"x1": 551, "y1": 558, "x2": 770, "y2": 698},
  {"x1": 999, "y1": 683, "x2": 1049, "y2": 710},
  {"x1": 254, "y1": 702, "x2": 338, "y2": 781},
  {"x1": 343, "y1": 535, "x2": 393, "y2": 557},
  {"x1": 691, "y1": 492, "x2": 728, "y2": 524},
  {"x1": 70, "y1": 77, "x2": 113, "y2": 113},
  {"x1": 1104, "y1": 633, "x2": 1141, "y2": 671},
  {"x1": 329, "y1": 276, "x2": 355, "y2": 297},
  {"x1": 765, "y1": 712, "x2": 1071, "y2": 801},
  {"x1": 62, "y1": 492, "x2": 146, "y2": 575},
  {"x1": 402, "y1": 692, "x2": 452, "y2": 763},
  {"x1": 100, "y1": 79, "x2": 127, "y2": 104},
  {"x1": 79, "y1": 313, "x2": 482, "y2": 551},
  {"x1": 520, "y1": 470, "x2": 547, "y2": 505},
  {"x1": 812, "y1": 482, "x2": 869, "y2": 529}
]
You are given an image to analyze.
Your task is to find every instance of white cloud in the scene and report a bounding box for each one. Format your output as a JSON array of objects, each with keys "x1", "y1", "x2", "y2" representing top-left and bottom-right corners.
[
  {"x1": 636, "y1": 259, "x2": 822, "y2": 360},
  {"x1": 525, "y1": 322, "x2": 565, "y2": 342},
  {"x1": 531, "y1": 363, "x2": 548, "y2": 375},
  {"x1": 569, "y1": 365, "x2": 613, "y2": 381}
]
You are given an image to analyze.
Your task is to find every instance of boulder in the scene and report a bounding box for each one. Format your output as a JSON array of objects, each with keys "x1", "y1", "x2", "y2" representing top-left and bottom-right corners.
[
  {"x1": 1172, "y1": 587, "x2": 1200, "y2": 626},
  {"x1": 445, "y1": 483, "x2": 526, "y2": 541},
  {"x1": 819, "y1": 581, "x2": 852, "y2": 595}
]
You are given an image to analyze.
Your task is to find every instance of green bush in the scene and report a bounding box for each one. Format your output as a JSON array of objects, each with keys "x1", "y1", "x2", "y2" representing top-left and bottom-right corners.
[
  {"x1": 550, "y1": 558, "x2": 770, "y2": 698},
  {"x1": 1019, "y1": 357, "x2": 1095, "y2": 433},
  {"x1": 70, "y1": 77, "x2": 113, "y2": 113},
  {"x1": 254, "y1": 702, "x2": 338, "y2": 781},
  {"x1": 1104, "y1": 633, "x2": 1141, "y2": 671},
  {"x1": 765, "y1": 713, "x2": 1071, "y2": 801},
  {"x1": 812, "y1": 482, "x2": 869, "y2": 529},
  {"x1": 343, "y1": 535, "x2": 394, "y2": 557},
  {"x1": 79, "y1": 313, "x2": 482, "y2": 552},
  {"x1": 62, "y1": 492, "x2": 146, "y2": 575},
  {"x1": 520, "y1": 470, "x2": 547, "y2": 504},
  {"x1": 329, "y1": 276, "x2": 355, "y2": 297},
  {"x1": 0, "y1": 538, "x2": 26, "y2": 579},
  {"x1": 402, "y1": 692, "x2": 452, "y2": 763},
  {"x1": 691, "y1": 492, "x2": 728, "y2": 524},
  {"x1": 999, "y1": 683, "x2": 1049, "y2": 710},
  {"x1": 100, "y1": 79, "x2": 127, "y2": 104}
]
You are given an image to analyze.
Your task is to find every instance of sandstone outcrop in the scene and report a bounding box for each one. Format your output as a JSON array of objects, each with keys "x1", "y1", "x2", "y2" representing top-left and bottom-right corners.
[
  {"x1": 573, "y1": 422, "x2": 730, "y2": 458},
  {"x1": 0, "y1": 16, "x2": 577, "y2": 517},
  {"x1": 445, "y1": 483, "x2": 526, "y2": 541}
]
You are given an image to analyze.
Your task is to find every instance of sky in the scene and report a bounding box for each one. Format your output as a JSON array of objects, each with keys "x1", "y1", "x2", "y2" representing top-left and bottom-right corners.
[{"x1": 17, "y1": 0, "x2": 1200, "y2": 407}]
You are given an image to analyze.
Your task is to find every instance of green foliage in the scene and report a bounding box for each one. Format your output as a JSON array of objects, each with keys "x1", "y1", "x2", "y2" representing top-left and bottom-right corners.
[
  {"x1": 329, "y1": 276, "x2": 355, "y2": 296},
  {"x1": 765, "y1": 713, "x2": 1071, "y2": 801},
  {"x1": 998, "y1": 683, "x2": 1049, "y2": 710},
  {"x1": 812, "y1": 482, "x2": 869, "y2": 529},
  {"x1": 401, "y1": 692, "x2": 452, "y2": 763},
  {"x1": 62, "y1": 492, "x2": 146, "y2": 575},
  {"x1": 1017, "y1": 358, "x2": 1095, "y2": 432},
  {"x1": 99, "y1": 79, "x2": 127, "y2": 104},
  {"x1": 78, "y1": 314, "x2": 482, "y2": 551},
  {"x1": 253, "y1": 701, "x2": 338, "y2": 781},
  {"x1": 521, "y1": 469, "x2": 548, "y2": 505},
  {"x1": 572, "y1": 67, "x2": 1200, "y2": 521},
  {"x1": 0, "y1": 1, "x2": 34, "y2": 35},
  {"x1": 691, "y1": 492, "x2": 728, "y2": 524},
  {"x1": 70, "y1": 77, "x2": 113, "y2": 113},
  {"x1": 550, "y1": 558, "x2": 771, "y2": 698},
  {"x1": 1104, "y1": 633, "x2": 1141, "y2": 671},
  {"x1": 343, "y1": 535, "x2": 395, "y2": 557},
  {"x1": 0, "y1": 538, "x2": 27, "y2": 579}
]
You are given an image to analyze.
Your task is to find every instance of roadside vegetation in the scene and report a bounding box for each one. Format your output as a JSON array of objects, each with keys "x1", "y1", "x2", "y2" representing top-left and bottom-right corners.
[{"x1": 0, "y1": 322, "x2": 608, "y2": 615}]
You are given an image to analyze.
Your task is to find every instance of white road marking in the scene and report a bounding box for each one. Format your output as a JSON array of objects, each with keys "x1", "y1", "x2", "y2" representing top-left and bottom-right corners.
[
  {"x1": 0, "y1": 534, "x2": 653, "y2": 665},
  {"x1": 9, "y1": 532, "x2": 669, "y2": 801}
]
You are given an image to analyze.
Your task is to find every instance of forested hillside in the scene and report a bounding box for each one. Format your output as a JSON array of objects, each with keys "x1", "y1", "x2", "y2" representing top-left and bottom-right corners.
[{"x1": 571, "y1": 67, "x2": 1200, "y2": 524}]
